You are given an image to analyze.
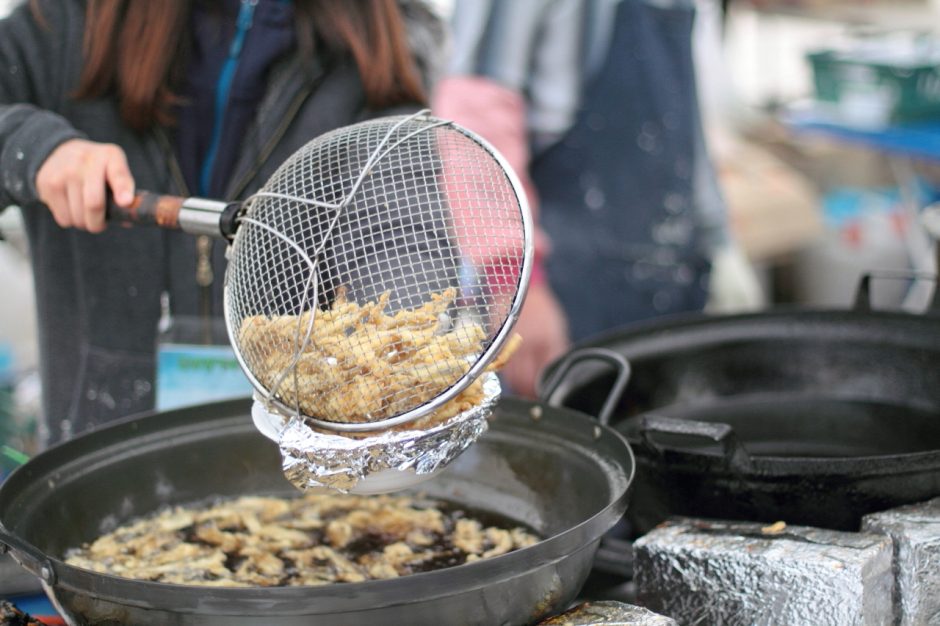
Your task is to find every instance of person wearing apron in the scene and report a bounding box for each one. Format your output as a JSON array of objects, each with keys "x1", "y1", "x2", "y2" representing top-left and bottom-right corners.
[
  {"x1": 535, "y1": 0, "x2": 720, "y2": 341},
  {"x1": 435, "y1": 0, "x2": 735, "y2": 389}
]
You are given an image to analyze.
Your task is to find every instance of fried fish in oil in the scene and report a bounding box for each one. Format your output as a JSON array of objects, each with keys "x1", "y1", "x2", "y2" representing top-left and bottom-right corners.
[{"x1": 65, "y1": 493, "x2": 539, "y2": 587}]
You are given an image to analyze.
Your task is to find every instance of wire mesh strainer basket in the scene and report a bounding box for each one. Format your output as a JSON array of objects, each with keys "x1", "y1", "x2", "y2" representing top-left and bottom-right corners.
[{"x1": 225, "y1": 112, "x2": 531, "y2": 432}]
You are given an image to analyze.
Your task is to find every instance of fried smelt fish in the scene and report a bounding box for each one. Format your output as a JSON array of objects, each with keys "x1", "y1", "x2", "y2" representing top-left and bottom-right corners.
[
  {"x1": 239, "y1": 288, "x2": 521, "y2": 425},
  {"x1": 65, "y1": 493, "x2": 540, "y2": 587}
]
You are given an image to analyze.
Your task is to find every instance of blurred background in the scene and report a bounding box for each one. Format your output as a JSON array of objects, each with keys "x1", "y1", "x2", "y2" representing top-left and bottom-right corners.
[
  {"x1": 2, "y1": 0, "x2": 940, "y2": 458},
  {"x1": 702, "y1": 0, "x2": 940, "y2": 314},
  {"x1": 0, "y1": 0, "x2": 39, "y2": 477}
]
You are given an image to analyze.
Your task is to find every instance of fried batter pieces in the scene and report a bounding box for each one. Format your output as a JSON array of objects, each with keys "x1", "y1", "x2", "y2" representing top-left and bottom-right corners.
[
  {"x1": 65, "y1": 493, "x2": 539, "y2": 587},
  {"x1": 239, "y1": 288, "x2": 518, "y2": 425}
]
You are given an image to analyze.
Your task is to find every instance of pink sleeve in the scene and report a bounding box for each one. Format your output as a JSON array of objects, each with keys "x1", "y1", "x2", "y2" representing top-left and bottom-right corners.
[{"x1": 433, "y1": 76, "x2": 548, "y2": 285}]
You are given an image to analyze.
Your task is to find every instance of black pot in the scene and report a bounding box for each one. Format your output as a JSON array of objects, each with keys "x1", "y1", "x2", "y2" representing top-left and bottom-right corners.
[
  {"x1": 0, "y1": 397, "x2": 634, "y2": 626},
  {"x1": 540, "y1": 296, "x2": 940, "y2": 532}
]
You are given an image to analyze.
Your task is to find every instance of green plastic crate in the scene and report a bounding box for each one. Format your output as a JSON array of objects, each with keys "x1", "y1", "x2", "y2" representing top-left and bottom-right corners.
[{"x1": 808, "y1": 48, "x2": 940, "y2": 122}]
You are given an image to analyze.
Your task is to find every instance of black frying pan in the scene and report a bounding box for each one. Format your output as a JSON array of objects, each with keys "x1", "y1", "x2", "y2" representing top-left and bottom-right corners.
[
  {"x1": 540, "y1": 278, "x2": 940, "y2": 532},
  {"x1": 0, "y1": 396, "x2": 634, "y2": 625}
]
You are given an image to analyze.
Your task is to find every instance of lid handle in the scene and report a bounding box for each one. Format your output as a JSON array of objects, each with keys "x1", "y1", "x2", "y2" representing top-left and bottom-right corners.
[
  {"x1": 853, "y1": 271, "x2": 940, "y2": 314},
  {"x1": 638, "y1": 413, "x2": 752, "y2": 472}
]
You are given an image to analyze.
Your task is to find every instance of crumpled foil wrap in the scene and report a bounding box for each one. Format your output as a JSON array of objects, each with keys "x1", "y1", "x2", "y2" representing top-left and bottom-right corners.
[
  {"x1": 634, "y1": 518, "x2": 894, "y2": 626},
  {"x1": 277, "y1": 373, "x2": 499, "y2": 491},
  {"x1": 862, "y1": 497, "x2": 940, "y2": 626},
  {"x1": 539, "y1": 601, "x2": 677, "y2": 625}
]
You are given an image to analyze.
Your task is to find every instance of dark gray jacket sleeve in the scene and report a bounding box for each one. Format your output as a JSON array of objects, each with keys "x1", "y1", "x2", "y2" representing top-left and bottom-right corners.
[{"x1": 0, "y1": 0, "x2": 87, "y2": 209}]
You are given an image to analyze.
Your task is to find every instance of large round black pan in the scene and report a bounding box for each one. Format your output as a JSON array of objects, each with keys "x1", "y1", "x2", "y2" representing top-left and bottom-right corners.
[
  {"x1": 0, "y1": 397, "x2": 634, "y2": 626},
  {"x1": 541, "y1": 298, "x2": 940, "y2": 533}
]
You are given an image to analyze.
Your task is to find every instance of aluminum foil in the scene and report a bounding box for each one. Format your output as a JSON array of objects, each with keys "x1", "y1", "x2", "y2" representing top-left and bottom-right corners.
[
  {"x1": 634, "y1": 518, "x2": 894, "y2": 626},
  {"x1": 539, "y1": 601, "x2": 677, "y2": 625},
  {"x1": 862, "y1": 497, "x2": 940, "y2": 626},
  {"x1": 277, "y1": 373, "x2": 500, "y2": 491}
]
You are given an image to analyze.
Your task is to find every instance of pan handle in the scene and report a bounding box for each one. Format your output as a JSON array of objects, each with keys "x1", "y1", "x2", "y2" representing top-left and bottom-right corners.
[
  {"x1": 540, "y1": 347, "x2": 631, "y2": 427},
  {"x1": 107, "y1": 190, "x2": 186, "y2": 229},
  {"x1": 853, "y1": 271, "x2": 940, "y2": 314},
  {"x1": 638, "y1": 414, "x2": 752, "y2": 473},
  {"x1": 0, "y1": 524, "x2": 56, "y2": 585}
]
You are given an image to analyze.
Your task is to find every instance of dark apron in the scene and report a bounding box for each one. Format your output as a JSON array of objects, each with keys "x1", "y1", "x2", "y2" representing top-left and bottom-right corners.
[{"x1": 531, "y1": 0, "x2": 710, "y2": 342}]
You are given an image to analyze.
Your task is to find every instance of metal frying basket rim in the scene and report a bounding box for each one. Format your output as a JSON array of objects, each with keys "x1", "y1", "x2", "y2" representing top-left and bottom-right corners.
[{"x1": 221, "y1": 113, "x2": 534, "y2": 432}]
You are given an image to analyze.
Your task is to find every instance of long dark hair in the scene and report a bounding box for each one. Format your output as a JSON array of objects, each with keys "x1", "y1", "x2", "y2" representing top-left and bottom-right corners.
[{"x1": 47, "y1": 0, "x2": 427, "y2": 132}]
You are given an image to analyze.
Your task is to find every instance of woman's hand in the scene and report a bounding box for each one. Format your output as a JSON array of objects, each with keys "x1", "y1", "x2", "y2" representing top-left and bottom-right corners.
[
  {"x1": 502, "y1": 281, "x2": 570, "y2": 398},
  {"x1": 35, "y1": 139, "x2": 135, "y2": 233}
]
